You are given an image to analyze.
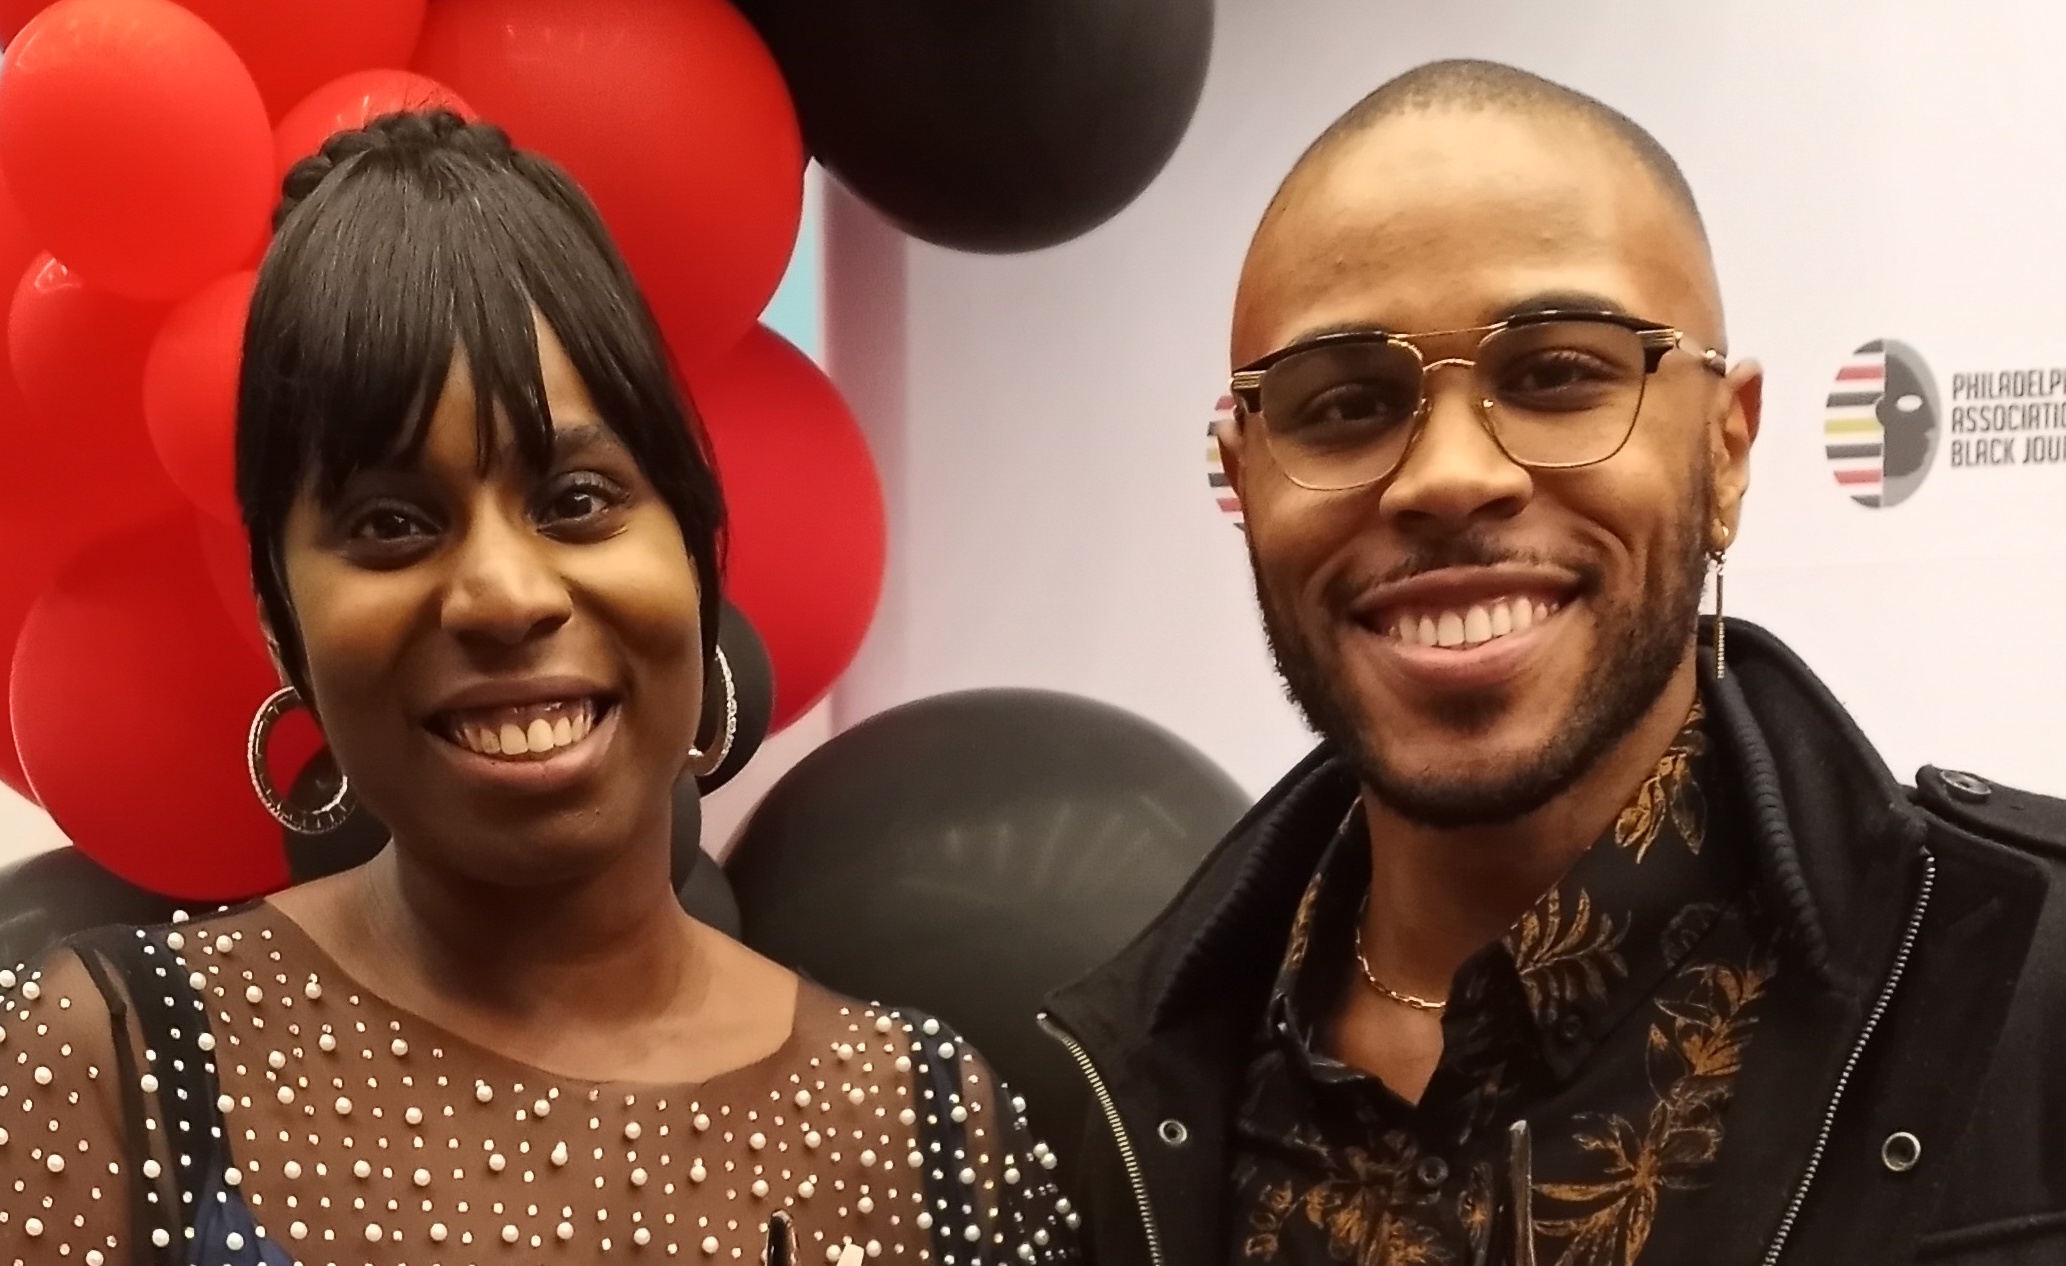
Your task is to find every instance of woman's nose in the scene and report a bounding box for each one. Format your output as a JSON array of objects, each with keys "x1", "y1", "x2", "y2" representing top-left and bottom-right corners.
[{"x1": 439, "y1": 514, "x2": 574, "y2": 648}]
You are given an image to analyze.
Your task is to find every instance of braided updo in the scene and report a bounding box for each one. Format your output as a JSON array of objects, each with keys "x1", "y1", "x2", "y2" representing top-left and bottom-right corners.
[{"x1": 238, "y1": 107, "x2": 726, "y2": 704}]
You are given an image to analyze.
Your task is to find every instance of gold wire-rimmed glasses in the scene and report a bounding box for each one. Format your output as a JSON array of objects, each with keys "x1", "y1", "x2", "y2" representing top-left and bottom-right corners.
[{"x1": 1227, "y1": 309, "x2": 1728, "y2": 492}]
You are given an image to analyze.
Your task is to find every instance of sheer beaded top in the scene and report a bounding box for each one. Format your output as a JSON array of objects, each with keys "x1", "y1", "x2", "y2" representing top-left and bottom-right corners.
[{"x1": 0, "y1": 904, "x2": 1077, "y2": 1266}]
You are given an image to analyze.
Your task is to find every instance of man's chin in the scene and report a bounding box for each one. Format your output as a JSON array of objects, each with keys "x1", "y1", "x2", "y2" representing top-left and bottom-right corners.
[{"x1": 1355, "y1": 741, "x2": 1583, "y2": 828}]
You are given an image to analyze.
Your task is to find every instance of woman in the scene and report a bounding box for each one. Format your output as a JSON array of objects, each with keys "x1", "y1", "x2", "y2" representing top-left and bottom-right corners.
[{"x1": 0, "y1": 111, "x2": 1075, "y2": 1266}]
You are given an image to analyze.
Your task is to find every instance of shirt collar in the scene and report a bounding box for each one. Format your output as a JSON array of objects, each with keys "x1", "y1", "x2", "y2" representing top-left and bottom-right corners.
[{"x1": 1265, "y1": 700, "x2": 1750, "y2": 1085}]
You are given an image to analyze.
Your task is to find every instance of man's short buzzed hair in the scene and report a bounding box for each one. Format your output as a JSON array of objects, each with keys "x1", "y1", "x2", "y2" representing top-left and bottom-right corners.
[{"x1": 1278, "y1": 58, "x2": 1704, "y2": 231}]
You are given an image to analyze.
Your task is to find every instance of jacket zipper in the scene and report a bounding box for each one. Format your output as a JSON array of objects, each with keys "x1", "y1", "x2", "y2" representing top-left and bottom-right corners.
[
  {"x1": 1758, "y1": 849, "x2": 1936, "y2": 1266},
  {"x1": 1035, "y1": 1012, "x2": 1166, "y2": 1266}
]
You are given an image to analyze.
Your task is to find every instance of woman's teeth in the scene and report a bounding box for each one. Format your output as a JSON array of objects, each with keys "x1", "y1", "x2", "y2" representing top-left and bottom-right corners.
[
  {"x1": 444, "y1": 699, "x2": 598, "y2": 759},
  {"x1": 1389, "y1": 597, "x2": 1561, "y2": 649}
]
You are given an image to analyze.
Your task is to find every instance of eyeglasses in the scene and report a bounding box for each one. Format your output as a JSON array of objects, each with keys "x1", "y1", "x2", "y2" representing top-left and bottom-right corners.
[{"x1": 1227, "y1": 310, "x2": 1728, "y2": 492}]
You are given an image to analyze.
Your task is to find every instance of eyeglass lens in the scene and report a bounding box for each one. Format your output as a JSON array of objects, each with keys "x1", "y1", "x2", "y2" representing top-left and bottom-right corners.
[{"x1": 1255, "y1": 320, "x2": 1654, "y2": 489}]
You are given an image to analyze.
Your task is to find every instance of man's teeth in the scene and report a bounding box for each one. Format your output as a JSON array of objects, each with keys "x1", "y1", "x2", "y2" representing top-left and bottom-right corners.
[
  {"x1": 446, "y1": 699, "x2": 597, "y2": 759},
  {"x1": 1390, "y1": 597, "x2": 1561, "y2": 648}
]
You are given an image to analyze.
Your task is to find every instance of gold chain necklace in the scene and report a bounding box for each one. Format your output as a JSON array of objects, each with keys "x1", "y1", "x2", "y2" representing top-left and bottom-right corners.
[{"x1": 1353, "y1": 923, "x2": 1448, "y2": 1012}]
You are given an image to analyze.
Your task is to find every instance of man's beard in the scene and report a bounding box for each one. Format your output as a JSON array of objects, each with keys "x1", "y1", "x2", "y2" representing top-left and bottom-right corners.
[{"x1": 1252, "y1": 487, "x2": 1712, "y2": 829}]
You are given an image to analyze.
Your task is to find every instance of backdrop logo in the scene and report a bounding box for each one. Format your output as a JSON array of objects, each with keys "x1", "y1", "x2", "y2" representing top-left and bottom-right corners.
[
  {"x1": 1823, "y1": 339, "x2": 1940, "y2": 509},
  {"x1": 1206, "y1": 396, "x2": 1242, "y2": 526}
]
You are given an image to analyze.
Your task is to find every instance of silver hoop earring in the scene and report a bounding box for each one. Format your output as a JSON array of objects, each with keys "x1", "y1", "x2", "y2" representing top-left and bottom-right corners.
[
  {"x1": 248, "y1": 687, "x2": 353, "y2": 834},
  {"x1": 685, "y1": 648, "x2": 738, "y2": 780}
]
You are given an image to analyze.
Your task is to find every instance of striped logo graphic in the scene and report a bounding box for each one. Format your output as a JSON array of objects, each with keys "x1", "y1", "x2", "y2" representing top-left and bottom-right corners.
[
  {"x1": 1823, "y1": 339, "x2": 1939, "y2": 509},
  {"x1": 1207, "y1": 395, "x2": 1242, "y2": 526}
]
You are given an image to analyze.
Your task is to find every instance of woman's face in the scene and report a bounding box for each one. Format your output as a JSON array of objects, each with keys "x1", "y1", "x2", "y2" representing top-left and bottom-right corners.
[{"x1": 278, "y1": 316, "x2": 703, "y2": 884}]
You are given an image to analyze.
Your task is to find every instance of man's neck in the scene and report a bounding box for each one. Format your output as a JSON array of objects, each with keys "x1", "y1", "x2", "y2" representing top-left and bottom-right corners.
[{"x1": 1358, "y1": 663, "x2": 1701, "y2": 1002}]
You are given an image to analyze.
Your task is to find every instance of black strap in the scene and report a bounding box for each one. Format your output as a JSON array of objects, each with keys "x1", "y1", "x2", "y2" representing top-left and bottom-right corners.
[
  {"x1": 67, "y1": 932, "x2": 174, "y2": 1266},
  {"x1": 67, "y1": 924, "x2": 238, "y2": 1260}
]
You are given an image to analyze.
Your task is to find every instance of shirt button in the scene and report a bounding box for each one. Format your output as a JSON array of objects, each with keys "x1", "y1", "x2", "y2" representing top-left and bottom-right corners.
[
  {"x1": 1415, "y1": 1155, "x2": 1449, "y2": 1189},
  {"x1": 1557, "y1": 1013, "x2": 1586, "y2": 1042}
]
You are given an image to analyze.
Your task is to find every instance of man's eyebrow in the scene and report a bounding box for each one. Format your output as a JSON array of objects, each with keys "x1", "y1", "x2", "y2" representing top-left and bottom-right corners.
[{"x1": 1277, "y1": 292, "x2": 1640, "y2": 348}]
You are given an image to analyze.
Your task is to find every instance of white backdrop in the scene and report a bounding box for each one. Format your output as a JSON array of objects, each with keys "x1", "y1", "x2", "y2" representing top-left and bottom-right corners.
[{"x1": 826, "y1": 0, "x2": 2066, "y2": 800}]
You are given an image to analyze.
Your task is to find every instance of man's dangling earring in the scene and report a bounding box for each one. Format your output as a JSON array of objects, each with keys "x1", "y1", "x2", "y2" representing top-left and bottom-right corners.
[{"x1": 1709, "y1": 526, "x2": 1731, "y2": 680}]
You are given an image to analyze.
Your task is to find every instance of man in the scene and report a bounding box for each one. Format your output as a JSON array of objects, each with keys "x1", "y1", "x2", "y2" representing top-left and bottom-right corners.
[{"x1": 1041, "y1": 59, "x2": 2066, "y2": 1266}]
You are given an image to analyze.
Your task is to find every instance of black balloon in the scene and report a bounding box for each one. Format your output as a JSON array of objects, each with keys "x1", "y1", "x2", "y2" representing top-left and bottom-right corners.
[
  {"x1": 0, "y1": 847, "x2": 182, "y2": 969},
  {"x1": 733, "y1": 0, "x2": 1213, "y2": 253},
  {"x1": 725, "y1": 689, "x2": 1248, "y2": 1180}
]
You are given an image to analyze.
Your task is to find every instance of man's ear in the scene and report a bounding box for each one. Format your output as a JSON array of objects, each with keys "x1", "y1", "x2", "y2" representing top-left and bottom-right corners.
[
  {"x1": 1217, "y1": 410, "x2": 1250, "y2": 509},
  {"x1": 1713, "y1": 358, "x2": 1762, "y2": 542}
]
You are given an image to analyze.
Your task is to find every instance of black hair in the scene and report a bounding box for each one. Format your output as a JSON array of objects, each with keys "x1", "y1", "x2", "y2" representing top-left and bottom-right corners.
[
  {"x1": 1277, "y1": 59, "x2": 1705, "y2": 233},
  {"x1": 237, "y1": 109, "x2": 725, "y2": 698}
]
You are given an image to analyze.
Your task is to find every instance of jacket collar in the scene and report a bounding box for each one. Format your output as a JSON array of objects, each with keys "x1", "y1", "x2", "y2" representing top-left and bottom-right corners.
[{"x1": 1047, "y1": 618, "x2": 1932, "y2": 1048}]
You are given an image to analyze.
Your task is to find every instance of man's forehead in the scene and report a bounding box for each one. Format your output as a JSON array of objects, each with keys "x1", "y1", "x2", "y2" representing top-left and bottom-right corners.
[{"x1": 1234, "y1": 108, "x2": 1718, "y2": 360}]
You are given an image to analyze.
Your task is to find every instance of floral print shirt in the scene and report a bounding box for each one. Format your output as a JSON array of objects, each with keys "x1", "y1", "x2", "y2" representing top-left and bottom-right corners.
[{"x1": 1231, "y1": 703, "x2": 1781, "y2": 1266}]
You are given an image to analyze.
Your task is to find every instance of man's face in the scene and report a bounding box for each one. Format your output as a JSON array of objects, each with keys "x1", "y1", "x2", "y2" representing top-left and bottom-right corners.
[{"x1": 1223, "y1": 109, "x2": 1759, "y2": 827}]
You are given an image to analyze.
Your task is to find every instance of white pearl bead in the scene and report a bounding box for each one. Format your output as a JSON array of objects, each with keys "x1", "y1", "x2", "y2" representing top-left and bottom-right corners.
[
  {"x1": 335, "y1": 1096, "x2": 353, "y2": 1116},
  {"x1": 196, "y1": 1032, "x2": 215, "y2": 1052},
  {"x1": 283, "y1": 1160, "x2": 301, "y2": 1179},
  {"x1": 476, "y1": 1082, "x2": 494, "y2": 1104},
  {"x1": 142, "y1": 1158, "x2": 161, "y2": 1179},
  {"x1": 859, "y1": 1150, "x2": 876, "y2": 1168},
  {"x1": 430, "y1": 1222, "x2": 448, "y2": 1243},
  {"x1": 18, "y1": 981, "x2": 37, "y2": 1001},
  {"x1": 624, "y1": 1121, "x2": 642, "y2": 1141},
  {"x1": 806, "y1": 1130, "x2": 822, "y2": 1149},
  {"x1": 391, "y1": 1039, "x2": 409, "y2": 1057},
  {"x1": 364, "y1": 1223, "x2": 383, "y2": 1243},
  {"x1": 224, "y1": 1166, "x2": 242, "y2": 1187},
  {"x1": 318, "y1": 1034, "x2": 337, "y2": 1052},
  {"x1": 413, "y1": 1168, "x2": 431, "y2": 1187},
  {"x1": 489, "y1": 1152, "x2": 507, "y2": 1173},
  {"x1": 164, "y1": 932, "x2": 184, "y2": 952},
  {"x1": 551, "y1": 1141, "x2": 569, "y2": 1166},
  {"x1": 800, "y1": 1181, "x2": 817, "y2": 1199},
  {"x1": 87, "y1": 1249, "x2": 105, "y2": 1265},
  {"x1": 795, "y1": 1090, "x2": 812, "y2": 1107},
  {"x1": 217, "y1": 1094, "x2": 235, "y2": 1114},
  {"x1": 152, "y1": 1228, "x2": 171, "y2": 1248},
  {"x1": 750, "y1": 1179, "x2": 769, "y2": 1198},
  {"x1": 502, "y1": 1225, "x2": 520, "y2": 1244},
  {"x1": 289, "y1": 1221, "x2": 307, "y2": 1240},
  {"x1": 267, "y1": 1051, "x2": 286, "y2": 1070},
  {"x1": 634, "y1": 1228, "x2": 652, "y2": 1246},
  {"x1": 244, "y1": 986, "x2": 264, "y2": 1005},
  {"x1": 405, "y1": 1107, "x2": 423, "y2": 1126},
  {"x1": 533, "y1": 1098, "x2": 551, "y2": 1117},
  {"x1": 631, "y1": 1168, "x2": 648, "y2": 1187},
  {"x1": 139, "y1": 1073, "x2": 159, "y2": 1094},
  {"x1": 353, "y1": 1160, "x2": 372, "y2": 1180},
  {"x1": 46, "y1": 1153, "x2": 64, "y2": 1173},
  {"x1": 748, "y1": 1133, "x2": 765, "y2": 1150},
  {"x1": 689, "y1": 1161, "x2": 707, "y2": 1183},
  {"x1": 692, "y1": 1113, "x2": 710, "y2": 1132},
  {"x1": 214, "y1": 935, "x2": 234, "y2": 955},
  {"x1": 224, "y1": 1232, "x2": 244, "y2": 1251},
  {"x1": 558, "y1": 1221, "x2": 574, "y2": 1241},
  {"x1": 31, "y1": 1065, "x2": 50, "y2": 1086},
  {"x1": 702, "y1": 1236, "x2": 720, "y2": 1254},
  {"x1": 304, "y1": 981, "x2": 322, "y2": 1001},
  {"x1": 277, "y1": 1086, "x2": 295, "y2": 1105},
  {"x1": 848, "y1": 1088, "x2": 866, "y2": 1106},
  {"x1": 23, "y1": 1217, "x2": 42, "y2": 1237}
]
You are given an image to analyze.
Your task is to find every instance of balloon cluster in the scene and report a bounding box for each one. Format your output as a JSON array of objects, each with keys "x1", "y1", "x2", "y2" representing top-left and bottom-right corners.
[
  {"x1": 0, "y1": 0, "x2": 1211, "y2": 903},
  {"x1": 0, "y1": 0, "x2": 886, "y2": 900}
]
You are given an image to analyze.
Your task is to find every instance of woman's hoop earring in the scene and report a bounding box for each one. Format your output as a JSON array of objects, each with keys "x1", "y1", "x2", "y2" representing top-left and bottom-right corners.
[
  {"x1": 247, "y1": 686, "x2": 354, "y2": 834},
  {"x1": 685, "y1": 648, "x2": 738, "y2": 780}
]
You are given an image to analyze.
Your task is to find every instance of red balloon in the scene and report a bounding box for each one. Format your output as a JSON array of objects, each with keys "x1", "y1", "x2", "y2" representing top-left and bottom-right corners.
[
  {"x1": 275, "y1": 70, "x2": 473, "y2": 182},
  {"x1": 691, "y1": 326, "x2": 883, "y2": 729},
  {"x1": 414, "y1": 0, "x2": 803, "y2": 369},
  {"x1": 8, "y1": 253, "x2": 179, "y2": 498},
  {"x1": 177, "y1": 0, "x2": 427, "y2": 121},
  {"x1": 11, "y1": 511, "x2": 290, "y2": 899},
  {"x1": 0, "y1": 0, "x2": 272, "y2": 300},
  {"x1": 143, "y1": 270, "x2": 255, "y2": 525},
  {"x1": 193, "y1": 510, "x2": 270, "y2": 661}
]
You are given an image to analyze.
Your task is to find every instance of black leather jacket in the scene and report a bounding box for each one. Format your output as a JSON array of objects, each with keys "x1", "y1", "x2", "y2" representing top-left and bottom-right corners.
[{"x1": 1041, "y1": 620, "x2": 2066, "y2": 1266}]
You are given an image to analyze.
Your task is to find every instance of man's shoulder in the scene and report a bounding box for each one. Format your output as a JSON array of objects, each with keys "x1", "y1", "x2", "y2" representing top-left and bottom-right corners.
[{"x1": 1909, "y1": 765, "x2": 2066, "y2": 864}]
